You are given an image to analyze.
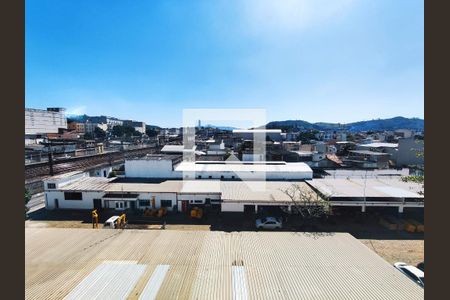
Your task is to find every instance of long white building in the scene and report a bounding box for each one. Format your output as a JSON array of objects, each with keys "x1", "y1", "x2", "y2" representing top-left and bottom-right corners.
[
  {"x1": 43, "y1": 170, "x2": 424, "y2": 213},
  {"x1": 125, "y1": 154, "x2": 313, "y2": 180}
]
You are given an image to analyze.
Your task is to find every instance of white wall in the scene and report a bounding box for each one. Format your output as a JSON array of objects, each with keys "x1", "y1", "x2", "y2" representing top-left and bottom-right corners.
[
  {"x1": 221, "y1": 202, "x2": 245, "y2": 212},
  {"x1": 135, "y1": 192, "x2": 178, "y2": 211},
  {"x1": 45, "y1": 191, "x2": 103, "y2": 210},
  {"x1": 125, "y1": 159, "x2": 179, "y2": 178}
]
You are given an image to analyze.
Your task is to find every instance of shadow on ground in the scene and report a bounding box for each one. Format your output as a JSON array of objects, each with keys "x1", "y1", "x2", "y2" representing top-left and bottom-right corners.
[{"x1": 26, "y1": 208, "x2": 424, "y2": 240}]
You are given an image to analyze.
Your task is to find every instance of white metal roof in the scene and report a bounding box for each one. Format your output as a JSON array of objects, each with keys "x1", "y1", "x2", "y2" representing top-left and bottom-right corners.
[
  {"x1": 26, "y1": 228, "x2": 424, "y2": 300},
  {"x1": 174, "y1": 161, "x2": 313, "y2": 173},
  {"x1": 58, "y1": 178, "x2": 315, "y2": 201},
  {"x1": 56, "y1": 177, "x2": 113, "y2": 191},
  {"x1": 325, "y1": 169, "x2": 410, "y2": 178},
  {"x1": 308, "y1": 178, "x2": 424, "y2": 198},
  {"x1": 161, "y1": 145, "x2": 196, "y2": 152},
  {"x1": 45, "y1": 170, "x2": 86, "y2": 180},
  {"x1": 220, "y1": 181, "x2": 320, "y2": 203},
  {"x1": 358, "y1": 142, "x2": 399, "y2": 148}
]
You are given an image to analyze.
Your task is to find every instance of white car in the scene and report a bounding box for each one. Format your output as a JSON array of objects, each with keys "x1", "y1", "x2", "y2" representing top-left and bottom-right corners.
[
  {"x1": 394, "y1": 262, "x2": 424, "y2": 288},
  {"x1": 256, "y1": 217, "x2": 282, "y2": 230}
]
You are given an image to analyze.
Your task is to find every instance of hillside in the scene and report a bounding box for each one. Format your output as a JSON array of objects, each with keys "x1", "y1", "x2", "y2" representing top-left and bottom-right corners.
[{"x1": 265, "y1": 117, "x2": 424, "y2": 132}]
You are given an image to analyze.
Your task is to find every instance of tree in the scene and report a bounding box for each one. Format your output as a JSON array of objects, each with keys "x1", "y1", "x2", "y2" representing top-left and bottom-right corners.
[
  {"x1": 282, "y1": 184, "x2": 331, "y2": 226},
  {"x1": 25, "y1": 188, "x2": 31, "y2": 216},
  {"x1": 83, "y1": 132, "x2": 94, "y2": 140},
  {"x1": 112, "y1": 125, "x2": 139, "y2": 137},
  {"x1": 94, "y1": 127, "x2": 106, "y2": 139},
  {"x1": 145, "y1": 128, "x2": 159, "y2": 137},
  {"x1": 401, "y1": 139, "x2": 424, "y2": 195}
]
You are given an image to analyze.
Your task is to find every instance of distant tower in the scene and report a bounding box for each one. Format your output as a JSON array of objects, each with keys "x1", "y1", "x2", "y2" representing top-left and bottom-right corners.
[{"x1": 198, "y1": 120, "x2": 201, "y2": 128}]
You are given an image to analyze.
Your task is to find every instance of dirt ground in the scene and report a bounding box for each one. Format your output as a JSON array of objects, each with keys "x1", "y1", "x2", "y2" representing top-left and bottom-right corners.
[
  {"x1": 361, "y1": 239, "x2": 424, "y2": 266},
  {"x1": 25, "y1": 220, "x2": 211, "y2": 231},
  {"x1": 25, "y1": 209, "x2": 424, "y2": 267}
]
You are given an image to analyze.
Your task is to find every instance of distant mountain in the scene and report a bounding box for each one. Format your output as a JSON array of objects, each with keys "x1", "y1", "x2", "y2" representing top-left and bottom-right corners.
[
  {"x1": 203, "y1": 124, "x2": 238, "y2": 130},
  {"x1": 265, "y1": 117, "x2": 424, "y2": 132},
  {"x1": 145, "y1": 124, "x2": 161, "y2": 130},
  {"x1": 345, "y1": 117, "x2": 424, "y2": 132}
]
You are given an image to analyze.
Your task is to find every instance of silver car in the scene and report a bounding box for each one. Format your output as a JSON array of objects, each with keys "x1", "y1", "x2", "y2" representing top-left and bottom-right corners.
[
  {"x1": 394, "y1": 262, "x2": 424, "y2": 288},
  {"x1": 256, "y1": 217, "x2": 282, "y2": 230}
]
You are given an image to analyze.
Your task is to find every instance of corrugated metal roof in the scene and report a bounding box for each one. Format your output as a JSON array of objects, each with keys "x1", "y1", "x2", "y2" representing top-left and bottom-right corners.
[
  {"x1": 138, "y1": 264, "x2": 170, "y2": 300},
  {"x1": 26, "y1": 228, "x2": 423, "y2": 300},
  {"x1": 58, "y1": 177, "x2": 113, "y2": 191},
  {"x1": 64, "y1": 261, "x2": 146, "y2": 300},
  {"x1": 175, "y1": 161, "x2": 313, "y2": 173},
  {"x1": 220, "y1": 181, "x2": 320, "y2": 203},
  {"x1": 46, "y1": 170, "x2": 86, "y2": 180},
  {"x1": 161, "y1": 145, "x2": 196, "y2": 152},
  {"x1": 308, "y1": 178, "x2": 424, "y2": 198}
]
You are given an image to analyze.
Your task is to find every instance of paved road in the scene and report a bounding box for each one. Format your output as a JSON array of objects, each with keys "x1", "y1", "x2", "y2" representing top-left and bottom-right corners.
[{"x1": 27, "y1": 193, "x2": 45, "y2": 213}]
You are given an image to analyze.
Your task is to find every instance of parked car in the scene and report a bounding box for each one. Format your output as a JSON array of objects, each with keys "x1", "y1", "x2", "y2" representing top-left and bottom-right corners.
[
  {"x1": 256, "y1": 217, "x2": 282, "y2": 230},
  {"x1": 394, "y1": 262, "x2": 424, "y2": 288}
]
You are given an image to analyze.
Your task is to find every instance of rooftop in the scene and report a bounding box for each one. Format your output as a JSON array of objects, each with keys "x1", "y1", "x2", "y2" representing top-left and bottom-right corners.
[
  {"x1": 308, "y1": 178, "x2": 424, "y2": 199},
  {"x1": 174, "y1": 161, "x2": 313, "y2": 173},
  {"x1": 26, "y1": 228, "x2": 424, "y2": 300},
  {"x1": 57, "y1": 178, "x2": 316, "y2": 203},
  {"x1": 349, "y1": 150, "x2": 391, "y2": 156},
  {"x1": 358, "y1": 142, "x2": 399, "y2": 148},
  {"x1": 45, "y1": 170, "x2": 86, "y2": 180},
  {"x1": 129, "y1": 154, "x2": 182, "y2": 161},
  {"x1": 161, "y1": 145, "x2": 196, "y2": 153}
]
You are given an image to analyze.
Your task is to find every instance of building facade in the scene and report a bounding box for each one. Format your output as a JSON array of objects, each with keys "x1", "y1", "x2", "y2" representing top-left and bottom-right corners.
[{"x1": 25, "y1": 107, "x2": 67, "y2": 136}]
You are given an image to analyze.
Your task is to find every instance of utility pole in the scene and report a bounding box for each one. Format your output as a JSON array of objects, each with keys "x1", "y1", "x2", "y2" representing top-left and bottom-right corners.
[
  {"x1": 362, "y1": 169, "x2": 368, "y2": 213},
  {"x1": 47, "y1": 139, "x2": 54, "y2": 176}
]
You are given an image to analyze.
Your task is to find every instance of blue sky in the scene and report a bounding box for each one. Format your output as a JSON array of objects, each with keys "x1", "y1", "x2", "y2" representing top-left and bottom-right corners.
[{"x1": 26, "y1": 0, "x2": 424, "y2": 127}]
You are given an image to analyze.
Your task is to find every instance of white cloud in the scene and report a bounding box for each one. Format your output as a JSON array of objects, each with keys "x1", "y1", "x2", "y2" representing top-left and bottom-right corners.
[{"x1": 238, "y1": 0, "x2": 356, "y2": 37}]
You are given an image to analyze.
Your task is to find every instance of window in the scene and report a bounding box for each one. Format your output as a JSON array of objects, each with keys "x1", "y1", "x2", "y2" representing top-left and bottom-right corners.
[
  {"x1": 64, "y1": 192, "x2": 82, "y2": 200},
  {"x1": 197, "y1": 175, "x2": 202, "y2": 179},
  {"x1": 208, "y1": 176, "x2": 212, "y2": 179},
  {"x1": 231, "y1": 176, "x2": 235, "y2": 179},
  {"x1": 139, "y1": 200, "x2": 150, "y2": 207},
  {"x1": 161, "y1": 200, "x2": 172, "y2": 207},
  {"x1": 47, "y1": 183, "x2": 56, "y2": 189},
  {"x1": 194, "y1": 200, "x2": 203, "y2": 204},
  {"x1": 220, "y1": 175, "x2": 224, "y2": 179}
]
